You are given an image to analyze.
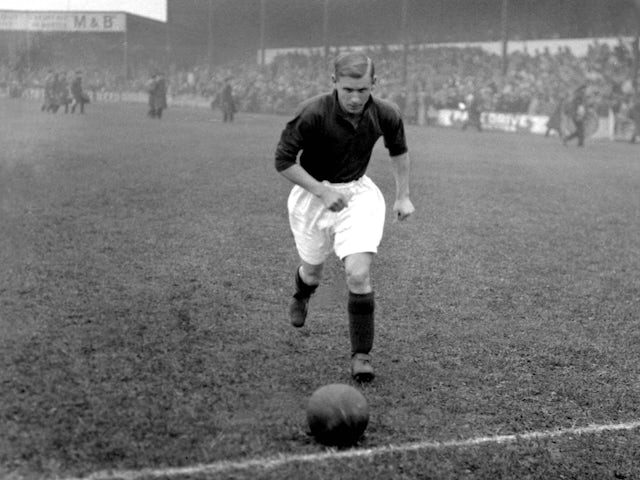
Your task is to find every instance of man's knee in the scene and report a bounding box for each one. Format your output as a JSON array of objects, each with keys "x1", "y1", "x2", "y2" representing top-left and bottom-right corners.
[
  {"x1": 344, "y1": 256, "x2": 372, "y2": 293},
  {"x1": 346, "y1": 269, "x2": 370, "y2": 291}
]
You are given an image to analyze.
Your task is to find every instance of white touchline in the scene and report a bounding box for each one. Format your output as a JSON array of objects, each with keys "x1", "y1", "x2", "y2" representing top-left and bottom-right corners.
[{"x1": 67, "y1": 420, "x2": 640, "y2": 480}]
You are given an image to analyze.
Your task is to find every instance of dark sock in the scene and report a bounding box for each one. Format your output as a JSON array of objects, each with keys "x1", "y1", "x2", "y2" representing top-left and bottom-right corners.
[
  {"x1": 293, "y1": 267, "x2": 318, "y2": 300},
  {"x1": 348, "y1": 292, "x2": 374, "y2": 355}
]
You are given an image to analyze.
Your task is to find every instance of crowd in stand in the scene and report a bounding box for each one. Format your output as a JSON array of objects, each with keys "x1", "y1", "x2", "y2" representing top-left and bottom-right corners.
[
  {"x1": 1, "y1": 38, "x2": 638, "y2": 123},
  {"x1": 225, "y1": 40, "x2": 636, "y2": 122}
]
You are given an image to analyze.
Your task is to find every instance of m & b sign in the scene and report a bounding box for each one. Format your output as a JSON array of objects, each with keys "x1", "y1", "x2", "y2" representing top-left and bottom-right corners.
[{"x1": 0, "y1": 11, "x2": 126, "y2": 32}]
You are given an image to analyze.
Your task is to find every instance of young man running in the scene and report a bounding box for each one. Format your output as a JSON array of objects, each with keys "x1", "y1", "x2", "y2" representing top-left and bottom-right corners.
[{"x1": 274, "y1": 51, "x2": 415, "y2": 382}]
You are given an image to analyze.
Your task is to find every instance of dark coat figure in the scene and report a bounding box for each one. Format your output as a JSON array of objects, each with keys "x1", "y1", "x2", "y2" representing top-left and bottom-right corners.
[
  {"x1": 220, "y1": 79, "x2": 236, "y2": 122},
  {"x1": 42, "y1": 71, "x2": 56, "y2": 113},
  {"x1": 563, "y1": 85, "x2": 587, "y2": 147},
  {"x1": 70, "y1": 71, "x2": 88, "y2": 114},
  {"x1": 55, "y1": 73, "x2": 71, "y2": 114},
  {"x1": 462, "y1": 93, "x2": 483, "y2": 132},
  {"x1": 147, "y1": 74, "x2": 158, "y2": 117},
  {"x1": 147, "y1": 73, "x2": 168, "y2": 119}
]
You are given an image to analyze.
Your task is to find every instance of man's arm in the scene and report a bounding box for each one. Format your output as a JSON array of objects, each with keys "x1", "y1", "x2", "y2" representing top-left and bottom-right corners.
[
  {"x1": 389, "y1": 152, "x2": 415, "y2": 221},
  {"x1": 279, "y1": 164, "x2": 350, "y2": 212},
  {"x1": 276, "y1": 106, "x2": 350, "y2": 212}
]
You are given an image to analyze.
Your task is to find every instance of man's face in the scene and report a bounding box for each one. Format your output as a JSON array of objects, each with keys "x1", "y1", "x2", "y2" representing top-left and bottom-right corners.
[{"x1": 333, "y1": 74, "x2": 375, "y2": 115}]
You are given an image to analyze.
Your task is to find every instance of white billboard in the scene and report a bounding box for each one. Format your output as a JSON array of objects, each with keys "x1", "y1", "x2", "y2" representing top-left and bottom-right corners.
[{"x1": 0, "y1": 11, "x2": 126, "y2": 32}]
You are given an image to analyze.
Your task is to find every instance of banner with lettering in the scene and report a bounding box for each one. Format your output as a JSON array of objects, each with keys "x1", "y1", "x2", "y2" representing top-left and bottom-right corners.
[
  {"x1": 436, "y1": 109, "x2": 549, "y2": 134},
  {"x1": 0, "y1": 11, "x2": 126, "y2": 32},
  {"x1": 436, "y1": 109, "x2": 609, "y2": 138}
]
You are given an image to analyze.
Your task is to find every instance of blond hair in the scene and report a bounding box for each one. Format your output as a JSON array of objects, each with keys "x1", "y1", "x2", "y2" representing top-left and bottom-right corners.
[{"x1": 334, "y1": 52, "x2": 375, "y2": 80}]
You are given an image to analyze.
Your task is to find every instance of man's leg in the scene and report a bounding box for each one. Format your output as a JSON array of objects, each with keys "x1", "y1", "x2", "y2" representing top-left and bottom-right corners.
[
  {"x1": 344, "y1": 252, "x2": 375, "y2": 382},
  {"x1": 289, "y1": 260, "x2": 323, "y2": 327}
]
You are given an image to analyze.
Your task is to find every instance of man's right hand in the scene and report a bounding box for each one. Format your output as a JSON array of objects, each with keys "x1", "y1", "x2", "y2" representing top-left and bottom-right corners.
[
  {"x1": 278, "y1": 165, "x2": 350, "y2": 212},
  {"x1": 319, "y1": 186, "x2": 350, "y2": 212}
]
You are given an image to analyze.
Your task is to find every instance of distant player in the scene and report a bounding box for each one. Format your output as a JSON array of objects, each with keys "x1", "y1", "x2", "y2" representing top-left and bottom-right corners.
[
  {"x1": 628, "y1": 94, "x2": 640, "y2": 144},
  {"x1": 70, "y1": 70, "x2": 88, "y2": 114},
  {"x1": 220, "y1": 77, "x2": 236, "y2": 122},
  {"x1": 147, "y1": 73, "x2": 159, "y2": 118},
  {"x1": 55, "y1": 71, "x2": 71, "y2": 114},
  {"x1": 545, "y1": 95, "x2": 566, "y2": 137},
  {"x1": 461, "y1": 92, "x2": 483, "y2": 132},
  {"x1": 147, "y1": 72, "x2": 168, "y2": 119},
  {"x1": 563, "y1": 85, "x2": 588, "y2": 147},
  {"x1": 41, "y1": 70, "x2": 56, "y2": 113},
  {"x1": 274, "y1": 52, "x2": 415, "y2": 382}
]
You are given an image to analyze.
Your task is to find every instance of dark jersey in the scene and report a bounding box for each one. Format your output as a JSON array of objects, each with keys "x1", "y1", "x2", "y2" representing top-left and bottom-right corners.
[
  {"x1": 221, "y1": 84, "x2": 234, "y2": 106},
  {"x1": 275, "y1": 90, "x2": 408, "y2": 183},
  {"x1": 71, "y1": 77, "x2": 83, "y2": 99}
]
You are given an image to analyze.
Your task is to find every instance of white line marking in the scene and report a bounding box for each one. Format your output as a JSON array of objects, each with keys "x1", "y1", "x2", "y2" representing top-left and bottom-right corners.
[{"x1": 67, "y1": 420, "x2": 640, "y2": 480}]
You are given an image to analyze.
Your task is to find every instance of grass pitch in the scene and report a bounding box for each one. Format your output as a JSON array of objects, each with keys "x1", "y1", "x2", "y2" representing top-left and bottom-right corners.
[{"x1": 1, "y1": 99, "x2": 640, "y2": 479}]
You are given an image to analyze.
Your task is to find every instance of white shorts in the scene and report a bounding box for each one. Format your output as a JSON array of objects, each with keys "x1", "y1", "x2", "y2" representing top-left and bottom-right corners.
[{"x1": 287, "y1": 175, "x2": 386, "y2": 265}]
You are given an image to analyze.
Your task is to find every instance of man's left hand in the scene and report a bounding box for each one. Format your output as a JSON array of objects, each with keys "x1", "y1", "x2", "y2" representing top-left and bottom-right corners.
[{"x1": 393, "y1": 197, "x2": 415, "y2": 221}]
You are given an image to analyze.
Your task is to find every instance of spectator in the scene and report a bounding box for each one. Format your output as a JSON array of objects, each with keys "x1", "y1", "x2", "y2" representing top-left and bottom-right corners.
[
  {"x1": 563, "y1": 84, "x2": 588, "y2": 147},
  {"x1": 70, "y1": 70, "x2": 88, "y2": 114},
  {"x1": 219, "y1": 77, "x2": 236, "y2": 122}
]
